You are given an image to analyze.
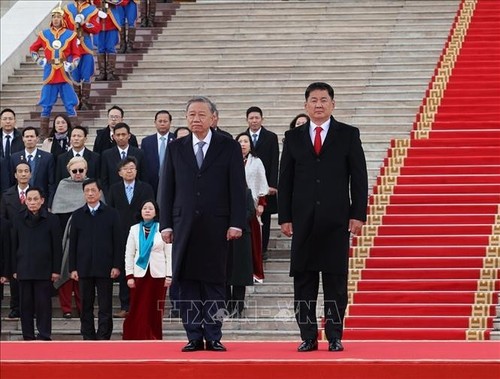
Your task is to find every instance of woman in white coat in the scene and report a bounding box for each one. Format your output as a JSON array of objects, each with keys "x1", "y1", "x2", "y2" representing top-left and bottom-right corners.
[
  {"x1": 235, "y1": 132, "x2": 269, "y2": 282},
  {"x1": 123, "y1": 200, "x2": 172, "y2": 340}
]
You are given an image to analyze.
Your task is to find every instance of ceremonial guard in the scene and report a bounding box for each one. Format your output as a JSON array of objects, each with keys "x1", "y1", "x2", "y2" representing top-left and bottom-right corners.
[
  {"x1": 29, "y1": 3, "x2": 81, "y2": 140},
  {"x1": 93, "y1": 0, "x2": 128, "y2": 81},
  {"x1": 64, "y1": 0, "x2": 102, "y2": 110},
  {"x1": 139, "y1": 0, "x2": 156, "y2": 27},
  {"x1": 119, "y1": 0, "x2": 139, "y2": 53}
]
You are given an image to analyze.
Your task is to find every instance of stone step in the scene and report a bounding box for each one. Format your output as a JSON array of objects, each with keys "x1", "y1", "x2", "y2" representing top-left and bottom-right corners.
[{"x1": 3, "y1": 70, "x2": 445, "y2": 82}]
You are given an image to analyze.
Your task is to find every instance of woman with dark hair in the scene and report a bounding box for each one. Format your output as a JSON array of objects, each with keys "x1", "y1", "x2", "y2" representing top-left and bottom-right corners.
[
  {"x1": 40, "y1": 114, "x2": 72, "y2": 157},
  {"x1": 235, "y1": 132, "x2": 269, "y2": 284},
  {"x1": 122, "y1": 200, "x2": 172, "y2": 340},
  {"x1": 289, "y1": 113, "x2": 310, "y2": 130}
]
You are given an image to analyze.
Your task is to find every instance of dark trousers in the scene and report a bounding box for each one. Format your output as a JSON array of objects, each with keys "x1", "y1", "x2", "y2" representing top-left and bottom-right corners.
[
  {"x1": 260, "y1": 211, "x2": 271, "y2": 254},
  {"x1": 117, "y1": 270, "x2": 130, "y2": 311},
  {"x1": 79, "y1": 277, "x2": 113, "y2": 340},
  {"x1": 169, "y1": 279, "x2": 180, "y2": 311},
  {"x1": 293, "y1": 271, "x2": 348, "y2": 341},
  {"x1": 19, "y1": 279, "x2": 53, "y2": 340},
  {"x1": 179, "y1": 279, "x2": 226, "y2": 342},
  {"x1": 226, "y1": 285, "x2": 245, "y2": 314},
  {"x1": 9, "y1": 277, "x2": 19, "y2": 312}
]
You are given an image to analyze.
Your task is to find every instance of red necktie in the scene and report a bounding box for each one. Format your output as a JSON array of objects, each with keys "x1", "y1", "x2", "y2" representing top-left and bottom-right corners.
[
  {"x1": 314, "y1": 127, "x2": 322, "y2": 155},
  {"x1": 19, "y1": 191, "x2": 25, "y2": 204}
]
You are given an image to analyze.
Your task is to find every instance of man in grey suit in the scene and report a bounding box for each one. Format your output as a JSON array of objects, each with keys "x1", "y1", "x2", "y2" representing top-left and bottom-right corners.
[
  {"x1": 159, "y1": 96, "x2": 246, "y2": 352},
  {"x1": 278, "y1": 82, "x2": 368, "y2": 353}
]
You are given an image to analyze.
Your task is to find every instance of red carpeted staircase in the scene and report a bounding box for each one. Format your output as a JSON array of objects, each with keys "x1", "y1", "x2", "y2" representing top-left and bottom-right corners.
[{"x1": 344, "y1": 0, "x2": 500, "y2": 340}]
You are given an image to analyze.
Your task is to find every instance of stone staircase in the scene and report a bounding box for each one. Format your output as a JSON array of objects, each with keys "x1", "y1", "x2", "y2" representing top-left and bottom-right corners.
[
  {"x1": 0, "y1": 0, "x2": 459, "y2": 184},
  {"x1": 0, "y1": 0, "x2": 461, "y2": 340}
]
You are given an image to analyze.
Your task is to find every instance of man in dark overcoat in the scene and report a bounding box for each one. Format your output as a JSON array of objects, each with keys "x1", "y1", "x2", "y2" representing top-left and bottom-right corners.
[
  {"x1": 160, "y1": 96, "x2": 246, "y2": 352},
  {"x1": 11, "y1": 187, "x2": 62, "y2": 340},
  {"x1": 278, "y1": 82, "x2": 368, "y2": 352},
  {"x1": 69, "y1": 178, "x2": 122, "y2": 340}
]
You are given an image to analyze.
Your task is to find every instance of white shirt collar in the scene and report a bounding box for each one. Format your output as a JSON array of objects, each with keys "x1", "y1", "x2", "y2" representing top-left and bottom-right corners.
[
  {"x1": 157, "y1": 132, "x2": 169, "y2": 141},
  {"x1": 118, "y1": 146, "x2": 129, "y2": 155},
  {"x1": 72, "y1": 147, "x2": 86, "y2": 156},
  {"x1": 17, "y1": 185, "x2": 29, "y2": 195},
  {"x1": 192, "y1": 129, "x2": 212, "y2": 148},
  {"x1": 249, "y1": 127, "x2": 262, "y2": 138},
  {"x1": 25, "y1": 148, "x2": 38, "y2": 158},
  {"x1": 124, "y1": 180, "x2": 135, "y2": 188},
  {"x1": 88, "y1": 202, "x2": 101, "y2": 212}
]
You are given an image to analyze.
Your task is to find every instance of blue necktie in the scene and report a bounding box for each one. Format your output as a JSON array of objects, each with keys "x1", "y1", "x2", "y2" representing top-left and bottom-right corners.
[
  {"x1": 27, "y1": 155, "x2": 36, "y2": 182},
  {"x1": 4, "y1": 135, "x2": 11, "y2": 158},
  {"x1": 252, "y1": 133, "x2": 258, "y2": 147},
  {"x1": 121, "y1": 151, "x2": 126, "y2": 160},
  {"x1": 159, "y1": 136, "x2": 166, "y2": 173},
  {"x1": 196, "y1": 141, "x2": 206, "y2": 169},
  {"x1": 126, "y1": 185, "x2": 133, "y2": 204},
  {"x1": 91, "y1": 208, "x2": 96, "y2": 216}
]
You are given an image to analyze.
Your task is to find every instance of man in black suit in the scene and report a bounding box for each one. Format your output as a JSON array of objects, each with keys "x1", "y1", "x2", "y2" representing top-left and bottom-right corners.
[
  {"x1": 69, "y1": 178, "x2": 122, "y2": 340},
  {"x1": 107, "y1": 156, "x2": 154, "y2": 318},
  {"x1": 11, "y1": 187, "x2": 62, "y2": 340},
  {"x1": 160, "y1": 96, "x2": 246, "y2": 352},
  {"x1": 0, "y1": 162, "x2": 31, "y2": 320},
  {"x1": 1, "y1": 109, "x2": 24, "y2": 160},
  {"x1": 212, "y1": 108, "x2": 232, "y2": 139},
  {"x1": 56, "y1": 126, "x2": 100, "y2": 184},
  {"x1": 9, "y1": 127, "x2": 55, "y2": 207},
  {"x1": 278, "y1": 82, "x2": 368, "y2": 352},
  {"x1": 100, "y1": 122, "x2": 147, "y2": 196},
  {"x1": 92, "y1": 105, "x2": 139, "y2": 155},
  {"x1": 140, "y1": 110, "x2": 176, "y2": 196},
  {"x1": 245, "y1": 106, "x2": 279, "y2": 260}
]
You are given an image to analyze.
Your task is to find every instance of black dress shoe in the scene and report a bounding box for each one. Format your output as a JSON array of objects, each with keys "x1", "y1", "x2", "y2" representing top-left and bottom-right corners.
[
  {"x1": 297, "y1": 339, "x2": 318, "y2": 352},
  {"x1": 205, "y1": 340, "x2": 227, "y2": 351},
  {"x1": 328, "y1": 338, "x2": 344, "y2": 352},
  {"x1": 181, "y1": 340, "x2": 204, "y2": 352}
]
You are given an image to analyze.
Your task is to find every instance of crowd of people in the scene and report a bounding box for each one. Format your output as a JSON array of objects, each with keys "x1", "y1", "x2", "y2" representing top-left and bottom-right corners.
[
  {"x1": 2, "y1": 4, "x2": 369, "y2": 349},
  {"x1": 0, "y1": 81, "x2": 369, "y2": 355},
  {"x1": 0, "y1": 95, "x2": 283, "y2": 340}
]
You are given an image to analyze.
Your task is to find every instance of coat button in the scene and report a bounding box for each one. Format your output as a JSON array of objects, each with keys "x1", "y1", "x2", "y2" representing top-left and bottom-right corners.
[{"x1": 316, "y1": 201, "x2": 320, "y2": 205}]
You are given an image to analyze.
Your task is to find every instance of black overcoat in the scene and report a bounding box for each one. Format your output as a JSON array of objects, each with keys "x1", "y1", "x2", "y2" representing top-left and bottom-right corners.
[
  {"x1": 278, "y1": 117, "x2": 368, "y2": 275},
  {"x1": 68, "y1": 202, "x2": 123, "y2": 277},
  {"x1": 159, "y1": 130, "x2": 246, "y2": 284},
  {"x1": 11, "y1": 208, "x2": 62, "y2": 280}
]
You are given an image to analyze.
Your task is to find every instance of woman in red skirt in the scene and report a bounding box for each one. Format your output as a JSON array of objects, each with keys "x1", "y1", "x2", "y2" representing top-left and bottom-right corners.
[{"x1": 123, "y1": 200, "x2": 172, "y2": 340}]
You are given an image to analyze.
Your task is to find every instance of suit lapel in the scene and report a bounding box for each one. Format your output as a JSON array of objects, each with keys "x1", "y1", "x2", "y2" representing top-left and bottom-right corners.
[
  {"x1": 200, "y1": 132, "x2": 224, "y2": 172},
  {"x1": 130, "y1": 182, "x2": 142, "y2": 206},
  {"x1": 300, "y1": 123, "x2": 316, "y2": 156},
  {"x1": 321, "y1": 116, "x2": 338, "y2": 152},
  {"x1": 180, "y1": 135, "x2": 199, "y2": 172}
]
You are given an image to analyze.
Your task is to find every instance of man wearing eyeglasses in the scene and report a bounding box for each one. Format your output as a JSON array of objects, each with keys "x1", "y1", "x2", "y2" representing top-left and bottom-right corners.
[
  {"x1": 93, "y1": 105, "x2": 138, "y2": 155},
  {"x1": 107, "y1": 156, "x2": 154, "y2": 318},
  {"x1": 56, "y1": 126, "x2": 100, "y2": 184}
]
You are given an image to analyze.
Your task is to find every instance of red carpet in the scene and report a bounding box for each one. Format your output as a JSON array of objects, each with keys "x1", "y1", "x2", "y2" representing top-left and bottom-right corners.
[
  {"x1": 348, "y1": 0, "x2": 500, "y2": 341},
  {"x1": 1, "y1": 341, "x2": 498, "y2": 379}
]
